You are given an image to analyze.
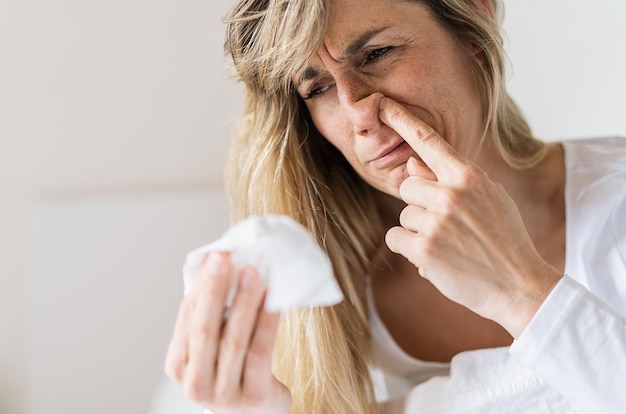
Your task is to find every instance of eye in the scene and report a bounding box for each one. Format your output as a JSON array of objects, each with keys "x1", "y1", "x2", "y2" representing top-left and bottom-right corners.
[
  {"x1": 363, "y1": 46, "x2": 394, "y2": 65},
  {"x1": 303, "y1": 83, "x2": 333, "y2": 100}
]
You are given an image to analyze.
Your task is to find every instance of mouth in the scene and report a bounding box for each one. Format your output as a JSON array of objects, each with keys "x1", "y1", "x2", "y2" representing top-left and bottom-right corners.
[{"x1": 369, "y1": 140, "x2": 412, "y2": 168}]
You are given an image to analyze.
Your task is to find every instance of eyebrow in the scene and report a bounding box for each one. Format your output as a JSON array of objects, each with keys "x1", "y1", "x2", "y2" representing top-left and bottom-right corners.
[
  {"x1": 342, "y1": 26, "x2": 393, "y2": 58},
  {"x1": 296, "y1": 67, "x2": 321, "y2": 89},
  {"x1": 295, "y1": 25, "x2": 395, "y2": 89}
]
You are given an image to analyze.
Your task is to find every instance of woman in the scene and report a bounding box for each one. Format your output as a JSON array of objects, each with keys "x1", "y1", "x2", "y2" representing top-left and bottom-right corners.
[{"x1": 165, "y1": 0, "x2": 626, "y2": 412}]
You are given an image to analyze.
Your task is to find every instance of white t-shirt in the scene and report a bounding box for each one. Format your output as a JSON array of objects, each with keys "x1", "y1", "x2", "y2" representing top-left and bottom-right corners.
[{"x1": 369, "y1": 137, "x2": 626, "y2": 413}]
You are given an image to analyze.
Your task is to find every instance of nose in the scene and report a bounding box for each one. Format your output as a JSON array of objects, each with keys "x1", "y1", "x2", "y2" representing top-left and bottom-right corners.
[{"x1": 336, "y1": 78, "x2": 384, "y2": 136}]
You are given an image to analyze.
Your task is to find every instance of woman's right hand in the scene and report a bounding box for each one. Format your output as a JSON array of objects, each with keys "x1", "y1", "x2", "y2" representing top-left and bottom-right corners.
[{"x1": 164, "y1": 252, "x2": 292, "y2": 414}]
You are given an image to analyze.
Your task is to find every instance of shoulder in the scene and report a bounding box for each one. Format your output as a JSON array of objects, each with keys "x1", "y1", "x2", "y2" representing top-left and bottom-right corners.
[
  {"x1": 562, "y1": 137, "x2": 626, "y2": 309},
  {"x1": 562, "y1": 136, "x2": 626, "y2": 167},
  {"x1": 561, "y1": 136, "x2": 626, "y2": 148},
  {"x1": 562, "y1": 137, "x2": 626, "y2": 202},
  {"x1": 562, "y1": 136, "x2": 626, "y2": 226}
]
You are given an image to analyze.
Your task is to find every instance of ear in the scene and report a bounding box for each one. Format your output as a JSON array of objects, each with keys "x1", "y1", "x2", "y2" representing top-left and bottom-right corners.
[{"x1": 472, "y1": 0, "x2": 496, "y2": 21}]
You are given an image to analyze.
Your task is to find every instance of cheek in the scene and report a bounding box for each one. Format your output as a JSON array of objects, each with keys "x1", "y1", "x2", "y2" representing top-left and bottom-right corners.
[{"x1": 310, "y1": 107, "x2": 352, "y2": 155}]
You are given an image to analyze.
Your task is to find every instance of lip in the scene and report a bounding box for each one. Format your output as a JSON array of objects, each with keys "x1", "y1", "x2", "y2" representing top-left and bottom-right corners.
[{"x1": 369, "y1": 140, "x2": 412, "y2": 169}]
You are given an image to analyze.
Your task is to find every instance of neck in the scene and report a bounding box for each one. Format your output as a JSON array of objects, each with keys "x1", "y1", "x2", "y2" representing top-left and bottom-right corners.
[
  {"x1": 477, "y1": 143, "x2": 564, "y2": 224},
  {"x1": 476, "y1": 142, "x2": 566, "y2": 271}
]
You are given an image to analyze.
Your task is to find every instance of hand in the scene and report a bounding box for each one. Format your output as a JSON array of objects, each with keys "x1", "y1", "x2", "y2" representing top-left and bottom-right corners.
[
  {"x1": 378, "y1": 97, "x2": 562, "y2": 337},
  {"x1": 164, "y1": 252, "x2": 292, "y2": 413}
]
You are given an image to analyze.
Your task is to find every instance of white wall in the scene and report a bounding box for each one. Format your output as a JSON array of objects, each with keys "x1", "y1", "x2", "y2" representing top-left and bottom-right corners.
[
  {"x1": 1, "y1": 1, "x2": 625, "y2": 413},
  {"x1": 1, "y1": 0, "x2": 240, "y2": 413},
  {"x1": 503, "y1": 0, "x2": 626, "y2": 141},
  {"x1": 25, "y1": 192, "x2": 229, "y2": 414}
]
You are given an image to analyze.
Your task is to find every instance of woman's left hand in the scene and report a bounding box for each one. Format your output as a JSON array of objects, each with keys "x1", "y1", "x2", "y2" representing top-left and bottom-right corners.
[{"x1": 378, "y1": 97, "x2": 562, "y2": 338}]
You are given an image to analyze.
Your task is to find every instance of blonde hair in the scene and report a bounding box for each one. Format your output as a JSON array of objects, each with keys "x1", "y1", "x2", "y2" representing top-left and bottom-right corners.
[
  {"x1": 420, "y1": 0, "x2": 547, "y2": 168},
  {"x1": 223, "y1": 1, "x2": 546, "y2": 412}
]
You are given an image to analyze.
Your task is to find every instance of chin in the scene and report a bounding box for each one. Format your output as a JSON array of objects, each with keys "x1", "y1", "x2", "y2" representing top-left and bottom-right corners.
[
  {"x1": 361, "y1": 162, "x2": 409, "y2": 199},
  {"x1": 370, "y1": 165, "x2": 409, "y2": 199},
  {"x1": 390, "y1": 163, "x2": 410, "y2": 187}
]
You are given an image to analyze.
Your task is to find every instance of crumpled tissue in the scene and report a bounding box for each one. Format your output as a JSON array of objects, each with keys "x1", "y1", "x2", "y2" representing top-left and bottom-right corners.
[{"x1": 182, "y1": 215, "x2": 344, "y2": 312}]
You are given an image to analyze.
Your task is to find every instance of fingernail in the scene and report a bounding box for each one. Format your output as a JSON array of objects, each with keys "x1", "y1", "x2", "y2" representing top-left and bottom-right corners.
[
  {"x1": 240, "y1": 268, "x2": 258, "y2": 289},
  {"x1": 378, "y1": 96, "x2": 387, "y2": 110},
  {"x1": 407, "y1": 156, "x2": 417, "y2": 172}
]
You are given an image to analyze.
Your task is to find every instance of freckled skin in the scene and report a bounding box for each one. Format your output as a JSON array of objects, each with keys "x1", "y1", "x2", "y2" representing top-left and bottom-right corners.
[
  {"x1": 296, "y1": 0, "x2": 485, "y2": 198},
  {"x1": 296, "y1": 0, "x2": 565, "y2": 357}
]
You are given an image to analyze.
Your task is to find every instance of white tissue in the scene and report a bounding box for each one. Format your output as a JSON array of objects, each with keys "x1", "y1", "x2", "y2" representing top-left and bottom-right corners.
[{"x1": 182, "y1": 215, "x2": 344, "y2": 312}]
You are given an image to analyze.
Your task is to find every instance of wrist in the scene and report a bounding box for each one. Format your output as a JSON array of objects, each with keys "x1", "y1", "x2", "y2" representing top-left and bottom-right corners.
[{"x1": 501, "y1": 263, "x2": 562, "y2": 338}]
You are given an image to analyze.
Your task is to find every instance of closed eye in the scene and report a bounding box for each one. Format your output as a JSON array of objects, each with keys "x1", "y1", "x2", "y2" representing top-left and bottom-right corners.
[
  {"x1": 303, "y1": 83, "x2": 334, "y2": 100},
  {"x1": 363, "y1": 46, "x2": 394, "y2": 65}
]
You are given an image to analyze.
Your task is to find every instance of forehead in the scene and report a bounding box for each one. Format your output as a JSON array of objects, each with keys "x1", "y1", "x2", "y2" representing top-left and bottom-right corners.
[
  {"x1": 292, "y1": 0, "x2": 438, "y2": 86},
  {"x1": 324, "y1": 0, "x2": 430, "y2": 55}
]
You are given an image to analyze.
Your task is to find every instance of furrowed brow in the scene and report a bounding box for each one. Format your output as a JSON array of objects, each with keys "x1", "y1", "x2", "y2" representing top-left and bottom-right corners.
[
  {"x1": 342, "y1": 26, "x2": 394, "y2": 58},
  {"x1": 295, "y1": 26, "x2": 394, "y2": 89}
]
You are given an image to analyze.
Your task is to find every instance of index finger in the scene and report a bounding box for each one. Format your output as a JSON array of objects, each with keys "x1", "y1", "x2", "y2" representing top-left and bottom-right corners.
[{"x1": 378, "y1": 96, "x2": 462, "y2": 181}]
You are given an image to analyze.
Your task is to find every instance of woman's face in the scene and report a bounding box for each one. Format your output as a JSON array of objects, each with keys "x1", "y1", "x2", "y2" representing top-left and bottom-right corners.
[{"x1": 295, "y1": 0, "x2": 486, "y2": 198}]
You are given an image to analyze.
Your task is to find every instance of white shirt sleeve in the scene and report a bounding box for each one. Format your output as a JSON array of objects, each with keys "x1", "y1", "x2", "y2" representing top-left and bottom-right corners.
[{"x1": 509, "y1": 275, "x2": 626, "y2": 414}]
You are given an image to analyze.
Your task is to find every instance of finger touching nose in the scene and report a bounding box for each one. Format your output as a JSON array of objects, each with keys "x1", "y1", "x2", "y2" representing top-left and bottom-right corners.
[
  {"x1": 378, "y1": 96, "x2": 460, "y2": 178},
  {"x1": 338, "y1": 89, "x2": 385, "y2": 136}
]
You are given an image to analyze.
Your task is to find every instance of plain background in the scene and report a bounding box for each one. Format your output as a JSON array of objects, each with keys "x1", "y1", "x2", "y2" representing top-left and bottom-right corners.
[{"x1": 1, "y1": 1, "x2": 625, "y2": 413}]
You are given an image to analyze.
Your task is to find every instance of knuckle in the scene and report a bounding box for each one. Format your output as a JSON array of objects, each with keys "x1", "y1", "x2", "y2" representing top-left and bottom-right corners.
[
  {"x1": 421, "y1": 235, "x2": 438, "y2": 259},
  {"x1": 247, "y1": 340, "x2": 273, "y2": 363},
  {"x1": 183, "y1": 378, "x2": 212, "y2": 404},
  {"x1": 220, "y1": 333, "x2": 247, "y2": 355},
  {"x1": 388, "y1": 105, "x2": 406, "y2": 124},
  {"x1": 398, "y1": 178, "x2": 411, "y2": 199},
  {"x1": 192, "y1": 316, "x2": 219, "y2": 340},
  {"x1": 408, "y1": 237, "x2": 427, "y2": 266},
  {"x1": 457, "y1": 162, "x2": 484, "y2": 185},
  {"x1": 437, "y1": 187, "x2": 461, "y2": 216},
  {"x1": 384, "y1": 227, "x2": 401, "y2": 252},
  {"x1": 421, "y1": 215, "x2": 438, "y2": 238},
  {"x1": 419, "y1": 216, "x2": 439, "y2": 239},
  {"x1": 243, "y1": 392, "x2": 266, "y2": 408},
  {"x1": 211, "y1": 387, "x2": 236, "y2": 408},
  {"x1": 386, "y1": 226, "x2": 411, "y2": 253},
  {"x1": 399, "y1": 206, "x2": 411, "y2": 228},
  {"x1": 234, "y1": 288, "x2": 262, "y2": 311},
  {"x1": 414, "y1": 123, "x2": 437, "y2": 141},
  {"x1": 206, "y1": 278, "x2": 227, "y2": 297},
  {"x1": 164, "y1": 356, "x2": 185, "y2": 381}
]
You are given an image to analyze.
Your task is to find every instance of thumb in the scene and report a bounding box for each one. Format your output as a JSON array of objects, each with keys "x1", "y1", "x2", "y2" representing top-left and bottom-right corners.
[{"x1": 407, "y1": 156, "x2": 438, "y2": 181}]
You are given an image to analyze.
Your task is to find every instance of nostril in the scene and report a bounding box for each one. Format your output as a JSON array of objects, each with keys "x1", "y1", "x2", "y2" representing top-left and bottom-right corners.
[
  {"x1": 341, "y1": 91, "x2": 385, "y2": 136},
  {"x1": 355, "y1": 126, "x2": 370, "y2": 136}
]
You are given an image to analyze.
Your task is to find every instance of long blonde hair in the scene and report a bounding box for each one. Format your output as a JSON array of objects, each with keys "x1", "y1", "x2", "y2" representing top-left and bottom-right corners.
[{"x1": 223, "y1": 1, "x2": 546, "y2": 412}]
